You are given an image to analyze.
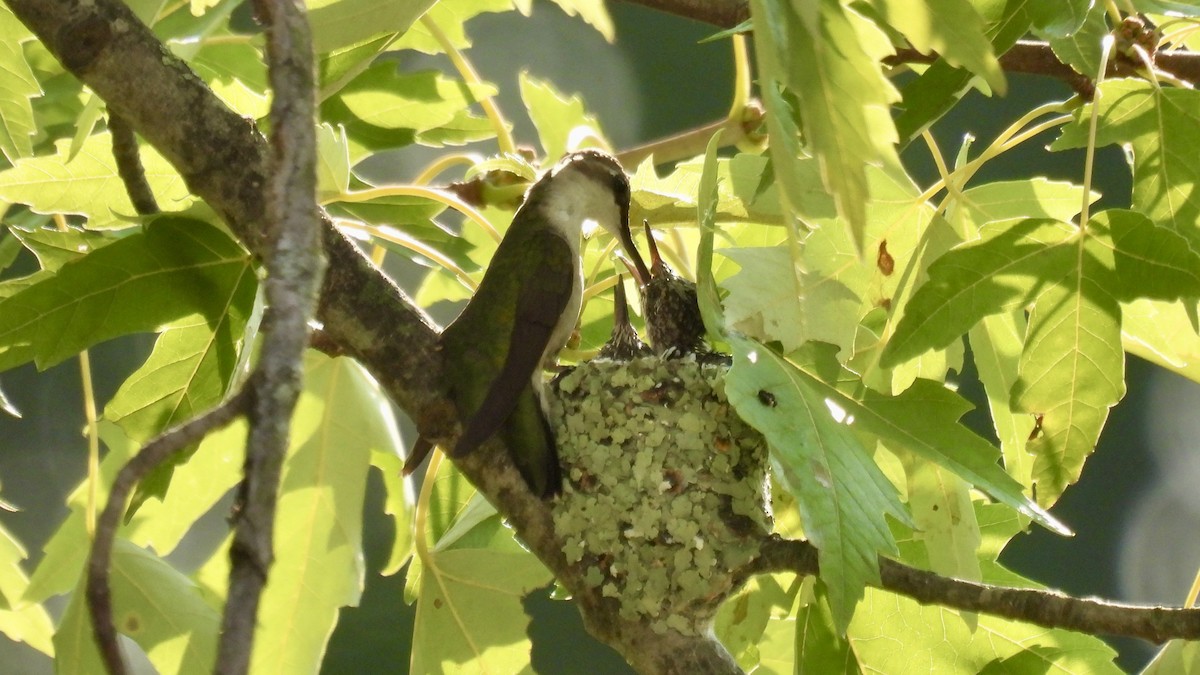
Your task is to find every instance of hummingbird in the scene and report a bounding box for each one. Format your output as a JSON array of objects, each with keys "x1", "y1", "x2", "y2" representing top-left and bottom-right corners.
[
  {"x1": 598, "y1": 274, "x2": 651, "y2": 361},
  {"x1": 638, "y1": 221, "x2": 707, "y2": 358},
  {"x1": 405, "y1": 149, "x2": 644, "y2": 497}
]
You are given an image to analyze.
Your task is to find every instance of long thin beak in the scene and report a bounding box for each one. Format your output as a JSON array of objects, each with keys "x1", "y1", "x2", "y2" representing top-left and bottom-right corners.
[{"x1": 616, "y1": 215, "x2": 650, "y2": 285}]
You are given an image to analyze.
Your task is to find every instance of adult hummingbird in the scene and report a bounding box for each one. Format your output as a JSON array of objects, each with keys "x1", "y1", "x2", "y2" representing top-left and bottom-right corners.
[{"x1": 408, "y1": 149, "x2": 645, "y2": 497}]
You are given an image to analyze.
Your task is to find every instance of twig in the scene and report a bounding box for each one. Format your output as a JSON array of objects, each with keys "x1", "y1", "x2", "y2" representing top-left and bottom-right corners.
[
  {"x1": 618, "y1": 0, "x2": 748, "y2": 28},
  {"x1": 108, "y1": 112, "x2": 159, "y2": 214},
  {"x1": 750, "y1": 537, "x2": 1200, "y2": 644},
  {"x1": 213, "y1": 0, "x2": 323, "y2": 673},
  {"x1": 618, "y1": 99, "x2": 764, "y2": 167},
  {"x1": 85, "y1": 389, "x2": 252, "y2": 675},
  {"x1": 620, "y1": 0, "x2": 1200, "y2": 89}
]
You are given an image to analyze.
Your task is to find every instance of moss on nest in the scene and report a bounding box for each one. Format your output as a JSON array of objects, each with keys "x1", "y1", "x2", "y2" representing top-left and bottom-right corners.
[{"x1": 549, "y1": 355, "x2": 770, "y2": 635}]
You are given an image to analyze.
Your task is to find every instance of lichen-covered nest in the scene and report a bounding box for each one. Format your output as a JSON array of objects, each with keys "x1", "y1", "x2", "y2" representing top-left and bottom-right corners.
[{"x1": 549, "y1": 355, "x2": 771, "y2": 635}]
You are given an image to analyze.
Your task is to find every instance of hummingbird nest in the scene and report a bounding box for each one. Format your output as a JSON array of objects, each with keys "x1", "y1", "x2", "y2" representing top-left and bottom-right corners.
[{"x1": 548, "y1": 355, "x2": 771, "y2": 635}]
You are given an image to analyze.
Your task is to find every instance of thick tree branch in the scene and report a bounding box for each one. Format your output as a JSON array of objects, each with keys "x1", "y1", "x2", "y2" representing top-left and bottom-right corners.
[
  {"x1": 214, "y1": 1, "x2": 324, "y2": 673},
  {"x1": 750, "y1": 537, "x2": 1200, "y2": 644},
  {"x1": 86, "y1": 389, "x2": 252, "y2": 675}
]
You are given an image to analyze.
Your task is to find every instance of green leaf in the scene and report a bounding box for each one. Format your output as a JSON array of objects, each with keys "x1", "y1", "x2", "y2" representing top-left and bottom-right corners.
[
  {"x1": 0, "y1": 132, "x2": 192, "y2": 228},
  {"x1": 373, "y1": 448, "x2": 414, "y2": 576},
  {"x1": 894, "y1": 2, "x2": 1031, "y2": 144},
  {"x1": 882, "y1": 218, "x2": 1078, "y2": 367},
  {"x1": 414, "y1": 108, "x2": 496, "y2": 147},
  {"x1": 1121, "y1": 298, "x2": 1200, "y2": 383},
  {"x1": 726, "y1": 336, "x2": 906, "y2": 629},
  {"x1": 954, "y1": 179, "x2": 1095, "y2": 232},
  {"x1": 1143, "y1": 639, "x2": 1200, "y2": 674},
  {"x1": 720, "y1": 247, "x2": 808, "y2": 352},
  {"x1": 796, "y1": 584, "x2": 857, "y2": 674},
  {"x1": 9, "y1": 226, "x2": 116, "y2": 271},
  {"x1": 339, "y1": 69, "x2": 496, "y2": 132},
  {"x1": 848, "y1": 582, "x2": 1120, "y2": 674},
  {"x1": 250, "y1": 353, "x2": 397, "y2": 674},
  {"x1": 867, "y1": 0, "x2": 1004, "y2": 93},
  {"x1": 1028, "y1": 0, "x2": 1091, "y2": 38},
  {"x1": 409, "y1": 515, "x2": 552, "y2": 673},
  {"x1": 519, "y1": 73, "x2": 608, "y2": 160},
  {"x1": 1053, "y1": 80, "x2": 1200, "y2": 247},
  {"x1": 1011, "y1": 227, "x2": 1123, "y2": 507},
  {"x1": 0, "y1": 6, "x2": 41, "y2": 161},
  {"x1": 545, "y1": 0, "x2": 614, "y2": 41},
  {"x1": 714, "y1": 573, "x2": 799, "y2": 672},
  {"x1": 1046, "y1": 3, "x2": 1108, "y2": 77},
  {"x1": 848, "y1": 375, "x2": 1066, "y2": 534},
  {"x1": 750, "y1": 0, "x2": 901, "y2": 246},
  {"x1": 307, "y1": 0, "x2": 437, "y2": 53},
  {"x1": 186, "y1": 41, "x2": 269, "y2": 119},
  {"x1": 969, "y1": 312, "x2": 1035, "y2": 489},
  {"x1": 0, "y1": 521, "x2": 53, "y2": 656},
  {"x1": 901, "y1": 454, "x2": 982, "y2": 581},
  {"x1": 316, "y1": 123, "x2": 350, "y2": 200},
  {"x1": 0, "y1": 216, "x2": 252, "y2": 373},
  {"x1": 54, "y1": 540, "x2": 219, "y2": 675},
  {"x1": 392, "y1": 0, "x2": 513, "y2": 55},
  {"x1": 1095, "y1": 208, "x2": 1200, "y2": 302},
  {"x1": 104, "y1": 269, "x2": 255, "y2": 445}
]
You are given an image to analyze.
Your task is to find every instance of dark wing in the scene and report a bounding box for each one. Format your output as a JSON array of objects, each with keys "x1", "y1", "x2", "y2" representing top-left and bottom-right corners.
[{"x1": 451, "y1": 230, "x2": 574, "y2": 457}]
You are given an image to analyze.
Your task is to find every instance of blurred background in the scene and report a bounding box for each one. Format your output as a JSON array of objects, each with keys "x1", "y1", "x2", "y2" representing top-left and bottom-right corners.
[{"x1": 1, "y1": 2, "x2": 1195, "y2": 672}]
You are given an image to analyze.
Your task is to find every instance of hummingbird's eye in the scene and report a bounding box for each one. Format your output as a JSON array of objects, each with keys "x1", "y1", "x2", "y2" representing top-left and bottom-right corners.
[{"x1": 612, "y1": 176, "x2": 631, "y2": 205}]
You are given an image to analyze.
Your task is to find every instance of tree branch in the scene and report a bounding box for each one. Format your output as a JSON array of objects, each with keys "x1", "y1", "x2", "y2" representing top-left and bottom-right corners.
[
  {"x1": 86, "y1": 389, "x2": 252, "y2": 675},
  {"x1": 618, "y1": 0, "x2": 1200, "y2": 88},
  {"x1": 750, "y1": 537, "x2": 1200, "y2": 644},
  {"x1": 12, "y1": 0, "x2": 1200, "y2": 671},
  {"x1": 214, "y1": 0, "x2": 324, "y2": 672},
  {"x1": 107, "y1": 112, "x2": 158, "y2": 215}
]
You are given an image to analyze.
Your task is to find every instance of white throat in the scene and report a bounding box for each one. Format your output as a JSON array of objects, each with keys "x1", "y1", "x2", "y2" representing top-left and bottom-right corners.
[{"x1": 536, "y1": 167, "x2": 622, "y2": 253}]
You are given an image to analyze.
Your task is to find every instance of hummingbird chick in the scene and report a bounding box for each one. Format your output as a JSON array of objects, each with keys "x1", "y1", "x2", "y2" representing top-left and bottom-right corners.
[
  {"x1": 598, "y1": 275, "x2": 651, "y2": 361},
  {"x1": 639, "y1": 221, "x2": 708, "y2": 359},
  {"x1": 404, "y1": 150, "x2": 643, "y2": 498}
]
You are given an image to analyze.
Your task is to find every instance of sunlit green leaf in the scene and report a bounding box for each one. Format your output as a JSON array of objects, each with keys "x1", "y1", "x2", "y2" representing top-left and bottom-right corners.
[
  {"x1": 0, "y1": 521, "x2": 53, "y2": 656},
  {"x1": 308, "y1": 0, "x2": 437, "y2": 53},
  {"x1": 0, "y1": 132, "x2": 192, "y2": 228},
  {"x1": 848, "y1": 577, "x2": 1119, "y2": 674},
  {"x1": 1053, "y1": 80, "x2": 1200, "y2": 247},
  {"x1": 409, "y1": 515, "x2": 551, "y2": 673},
  {"x1": 750, "y1": 0, "x2": 901, "y2": 246},
  {"x1": 1095, "y1": 208, "x2": 1200, "y2": 302},
  {"x1": 0, "y1": 6, "x2": 40, "y2": 161},
  {"x1": 895, "y1": 4, "x2": 1032, "y2": 143},
  {"x1": 545, "y1": 0, "x2": 614, "y2": 41},
  {"x1": 519, "y1": 73, "x2": 608, "y2": 160},
  {"x1": 1046, "y1": 3, "x2": 1108, "y2": 77},
  {"x1": 0, "y1": 216, "x2": 252, "y2": 373},
  {"x1": 393, "y1": 0, "x2": 514, "y2": 55},
  {"x1": 250, "y1": 353, "x2": 399, "y2": 674},
  {"x1": 1011, "y1": 227, "x2": 1123, "y2": 507},
  {"x1": 882, "y1": 219, "x2": 1078, "y2": 367},
  {"x1": 866, "y1": 0, "x2": 1003, "y2": 92},
  {"x1": 54, "y1": 540, "x2": 219, "y2": 675},
  {"x1": 727, "y1": 335, "x2": 906, "y2": 629}
]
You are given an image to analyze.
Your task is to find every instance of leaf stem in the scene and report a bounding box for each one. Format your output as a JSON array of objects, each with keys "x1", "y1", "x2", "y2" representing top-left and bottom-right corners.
[
  {"x1": 421, "y1": 16, "x2": 515, "y2": 155},
  {"x1": 333, "y1": 217, "x2": 477, "y2": 292},
  {"x1": 1081, "y1": 36, "x2": 1115, "y2": 229},
  {"x1": 331, "y1": 185, "x2": 500, "y2": 242},
  {"x1": 413, "y1": 153, "x2": 483, "y2": 185},
  {"x1": 413, "y1": 449, "x2": 442, "y2": 566}
]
